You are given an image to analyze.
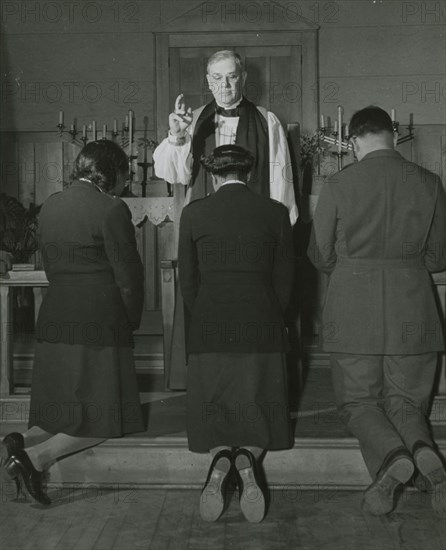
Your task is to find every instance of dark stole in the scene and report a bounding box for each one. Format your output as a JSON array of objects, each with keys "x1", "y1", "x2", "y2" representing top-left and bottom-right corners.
[{"x1": 190, "y1": 97, "x2": 269, "y2": 200}]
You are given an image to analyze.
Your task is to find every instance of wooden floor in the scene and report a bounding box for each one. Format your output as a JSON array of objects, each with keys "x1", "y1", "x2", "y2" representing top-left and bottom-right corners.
[{"x1": 0, "y1": 483, "x2": 444, "y2": 550}]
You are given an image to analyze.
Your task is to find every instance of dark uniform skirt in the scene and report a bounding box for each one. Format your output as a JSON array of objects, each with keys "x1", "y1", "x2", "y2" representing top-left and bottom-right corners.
[
  {"x1": 186, "y1": 352, "x2": 293, "y2": 452},
  {"x1": 28, "y1": 341, "x2": 145, "y2": 438}
]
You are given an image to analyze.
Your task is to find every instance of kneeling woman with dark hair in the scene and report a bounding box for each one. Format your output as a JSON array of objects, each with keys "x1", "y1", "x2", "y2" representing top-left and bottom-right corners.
[
  {"x1": 178, "y1": 145, "x2": 295, "y2": 523},
  {"x1": 0, "y1": 140, "x2": 145, "y2": 505}
]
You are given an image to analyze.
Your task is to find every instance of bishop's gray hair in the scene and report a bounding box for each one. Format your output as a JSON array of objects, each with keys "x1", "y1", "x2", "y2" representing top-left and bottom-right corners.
[{"x1": 206, "y1": 50, "x2": 245, "y2": 73}]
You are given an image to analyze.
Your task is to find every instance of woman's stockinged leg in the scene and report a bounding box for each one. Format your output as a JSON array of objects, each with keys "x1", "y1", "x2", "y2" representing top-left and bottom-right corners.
[
  {"x1": 234, "y1": 446, "x2": 263, "y2": 470},
  {"x1": 25, "y1": 434, "x2": 106, "y2": 471},
  {"x1": 210, "y1": 446, "x2": 232, "y2": 472},
  {"x1": 22, "y1": 426, "x2": 54, "y2": 447}
]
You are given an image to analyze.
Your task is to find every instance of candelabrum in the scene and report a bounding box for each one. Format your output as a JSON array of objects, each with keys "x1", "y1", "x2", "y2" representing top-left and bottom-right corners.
[
  {"x1": 318, "y1": 125, "x2": 352, "y2": 171},
  {"x1": 136, "y1": 137, "x2": 161, "y2": 197},
  {"x1": 56, "y1": 110, "x2": 160, "y2": 196},
  {"x1": 393, "y1": 118, "x2": 415, "y2": 145},
  {"x1": 318, "y1": 107, "x2": 415, "y2": 170}
]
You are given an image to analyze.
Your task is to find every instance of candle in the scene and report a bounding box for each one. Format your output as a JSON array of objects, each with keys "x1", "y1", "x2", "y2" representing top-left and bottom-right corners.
[
  {"x1": 128, "y1": 109, "x2": 133, "y2": 158},
  {"x1": 125, "y1": 115, "x2": 129, "y2": 128},
  {"x1": 337, "y1": 105, "x2": 343, "y2": 153},
  {"x1": 113, "y1": 119, "x2": 118, "y2": 133},
  {"x1": 334, "y1": 121, "x2": 338, "y2": 133},
  {"x1": 82, "y1": 125, "x2": 87, "y2": 138},
  {"x1": 103, "y1": 124, "x2": 107, "y2": 139},
  {"x1": 92, "y1": 121, "x2": 96, "y2": 140},
  {"x1": 391, "y1": 109, "x2": 396, "y2": 122},
  {"x1": 320, "y1": 114, "x2": 325, "y2": 128},
  {"x1": 345, "y1": 124, "x2": 349, "y2": 139},
  {"x1": 70, "y1": 123, "x2": 75, "y2": 131},
  {"x1": 59, "y1": 110, "x2": 64, "y2": 125}
]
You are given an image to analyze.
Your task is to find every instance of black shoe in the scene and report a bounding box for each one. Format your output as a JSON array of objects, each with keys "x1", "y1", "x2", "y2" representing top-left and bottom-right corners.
[
  {"x1": 362, "y1": 448, "x2": 414, "y2": 516},
  {"x1": 199, "y1": 449, "x2": 233, "y2": 522},
  {"x1": 5, "y1": 450, "x2": 51, "y2": 506},
  {"x1": 234, "y1": 448, "x2": 266, "y2": 523},
  {"x1": 0, "y1": 432, "x2": 24, "y2": 466},
  {"x1": 413, "y1": 441, "x2": 446, "y2": 517}
]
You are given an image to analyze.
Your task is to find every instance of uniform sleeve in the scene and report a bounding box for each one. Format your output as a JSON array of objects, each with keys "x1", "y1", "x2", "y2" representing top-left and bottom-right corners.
[
  {"x1": 178, "y1": 206, "x2": 199, "y2": 313},
  {"x1": 102, "y1": 200, "x2": 144, "y2": 330},
  {"x1": 267, "y1": 111, "x2": 299, "y2": 226},
  {"x1": 424, "y1": 179, "x2": 446, "y2": 272},
  {"x1": 307, "y1": 180, "x2": 338, "y2": 274},
  {"x1": 272, "y1": 207, "x2": 295, "y2": 313}
]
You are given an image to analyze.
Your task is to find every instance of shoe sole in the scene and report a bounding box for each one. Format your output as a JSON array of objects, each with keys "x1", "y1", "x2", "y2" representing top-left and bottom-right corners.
[
  {"x1": 363, "y1": 457, "x2": 414, "y2": 516},
  {"x1": 385, "y1": 456, "x2": 415, "y2": 484},
  {"x1": 199, "y1": 473, "x2": 226, "y2": 522},
  {"x1": 414, "y1": 448, "x2": 446, "y2": 517},
  {"x1": 240, "y1": 478, "x2": 265, "y2": 523},
  {"x1": 414, "y1": 447, "x2": 444, "y2": 477}
]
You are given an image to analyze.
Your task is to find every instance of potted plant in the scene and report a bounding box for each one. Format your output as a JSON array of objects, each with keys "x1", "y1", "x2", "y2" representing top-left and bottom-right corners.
[
  {"x1": 0, "y1": 194, "x2": 42, "y2": 330},
  {"x1": 299, "y1": 133, "x2": 328, "y2": 222},
  {"x1": 300, "y1": 132, "x2": 328, "y2": 194},
  {"x1": 0, "y1": 194, "x2": 41, "y2": 264}
]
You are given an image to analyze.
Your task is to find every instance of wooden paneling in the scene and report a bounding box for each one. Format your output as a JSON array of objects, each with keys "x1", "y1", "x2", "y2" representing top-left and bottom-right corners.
[
  {"x1": 412, "y1": 125, "x2": 446, "y2": 187},
  {"x1": 17, "y1": 142, "x2": 34, "y2": 204},
  {"x1": 0, "y1": 32, "x2": 155, "y2": 132},
  {"x1": 34, "y1": 142, "x2": 63, "y2": 203},
  {"x1": 319, "y1": 76, "x2": 446, "y2": 126},
  {"x1": 320, "y1": 26, "x2": 445, "y2": 77},
  {"x1": 0, "y1": 136, "x2": 19, "y2": 199}
]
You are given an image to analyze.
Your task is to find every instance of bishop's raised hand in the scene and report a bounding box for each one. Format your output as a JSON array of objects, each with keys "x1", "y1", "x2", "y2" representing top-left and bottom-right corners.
[{"x1": 169, "y1": 94, "x2": 193, "y2": 136}]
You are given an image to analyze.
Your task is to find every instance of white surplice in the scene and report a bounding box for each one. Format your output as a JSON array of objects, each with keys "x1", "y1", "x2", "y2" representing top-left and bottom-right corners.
[{"x1": 153, "y1": 103, "x2": 298, "y2": 225}]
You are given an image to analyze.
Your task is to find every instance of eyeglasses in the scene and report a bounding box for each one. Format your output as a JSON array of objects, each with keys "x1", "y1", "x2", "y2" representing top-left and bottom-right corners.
[{"x1": 208, "y1": 73, "x2": 241, "y2": 83}]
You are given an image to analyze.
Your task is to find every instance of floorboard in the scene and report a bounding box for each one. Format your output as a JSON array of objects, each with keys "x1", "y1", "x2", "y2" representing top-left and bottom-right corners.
[{"x1": 0, "y1": 487, "x2": 444, "y2": 550}]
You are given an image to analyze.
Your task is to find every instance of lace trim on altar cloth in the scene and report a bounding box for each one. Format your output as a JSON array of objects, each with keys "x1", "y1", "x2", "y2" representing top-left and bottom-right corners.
[{"x1": 122, "y1": 198, "x2": 174, "y2": 226}]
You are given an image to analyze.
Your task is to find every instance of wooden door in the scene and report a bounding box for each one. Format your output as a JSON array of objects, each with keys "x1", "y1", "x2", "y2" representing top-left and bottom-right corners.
[
  {"x1": 168, "y1": 45, "x2": 302, "y2": 131},
  {"x1": 156, "y1": 39, "x2": 306, "y2": 388}
]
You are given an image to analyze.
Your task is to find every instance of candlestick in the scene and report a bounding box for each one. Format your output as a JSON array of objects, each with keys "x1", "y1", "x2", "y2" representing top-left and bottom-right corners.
[
  {"x1": 337, "y1": 105, "x2": 343, "y2": 154},
  {"x1": 128, "y1": 109, "x2": 133, "y2": 156},
  {"x1": 56, "y1": 111, "x2": 148, "y2": 159},
  {"x1": 128, "y1": 110, "x2": 134, "y2": 188}
]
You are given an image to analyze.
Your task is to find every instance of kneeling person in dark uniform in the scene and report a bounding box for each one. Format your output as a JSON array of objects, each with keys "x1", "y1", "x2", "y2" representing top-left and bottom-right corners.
[
  {"x1": 178, "y1": 144, "x2": 295, "y2": 523},
  {"x1": 308, "y1": 106, "x2": 446, "y2": 517}
]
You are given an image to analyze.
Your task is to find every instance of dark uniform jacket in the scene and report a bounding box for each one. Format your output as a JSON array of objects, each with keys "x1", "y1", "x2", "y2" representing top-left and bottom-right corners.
[
  {"x1": 178, "y1": 183, "x2": 295, "y2": 353},
  {"x1": 36, "y1": 180, "x2": 144, "y2": 347},
  {"x1": 308, "y1": 149, "x2": 446, "y2": 354}
]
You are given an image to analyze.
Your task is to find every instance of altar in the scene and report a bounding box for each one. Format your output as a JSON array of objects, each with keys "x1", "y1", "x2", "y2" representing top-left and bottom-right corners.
[{"x1": 0, "y1": 195, "x2": 182, "y2": 406}]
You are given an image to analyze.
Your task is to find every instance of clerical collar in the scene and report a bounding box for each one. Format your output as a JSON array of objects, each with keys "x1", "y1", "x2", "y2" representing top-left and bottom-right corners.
[{"x1": 215, "y1": 98, "x2": 243, "y2": 117}]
